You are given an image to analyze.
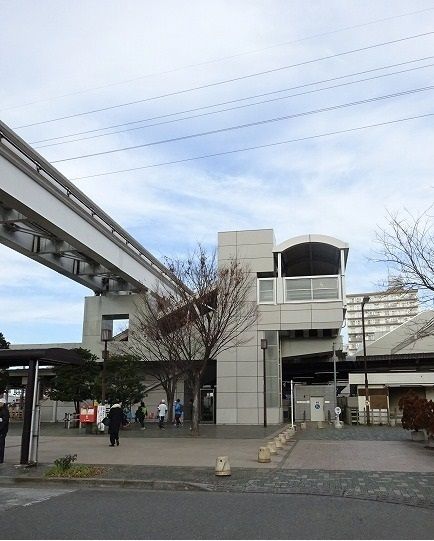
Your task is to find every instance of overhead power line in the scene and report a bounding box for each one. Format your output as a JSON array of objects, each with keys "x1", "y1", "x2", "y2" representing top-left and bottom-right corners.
[
  {"x1": 33, "y1": 59, "x2": 434, "y2": 149},
  {"x1": 70, "y1": 111, "x2": 434, "y2": 180},
  {"x1": 2, "y1": 5, "x2": 433, "y2": 113},
  {"x1": 14, "y1": 30, "x2": 434, "y2": 130},
  {"x1": 51, "y1": 84, "x2": 434, "y2": 164}
]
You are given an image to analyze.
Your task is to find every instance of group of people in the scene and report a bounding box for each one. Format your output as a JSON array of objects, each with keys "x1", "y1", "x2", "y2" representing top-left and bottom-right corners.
[
  {"x1": 106, "y1": 397, "x2": 189, "y2": 447},
  {"x1": 134, "y1": 398, "x2": 186, "y2": 430},
  {"x1": 0, "y1": 395, "x2": 195, "y2": 459},
  {"x1": 155, "y1": 398, "x2": 184, "y2": 429}
]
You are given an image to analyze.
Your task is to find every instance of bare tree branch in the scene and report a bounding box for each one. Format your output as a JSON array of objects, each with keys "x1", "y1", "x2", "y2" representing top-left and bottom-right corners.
[
  {"x1": 374, "y1": 207, "x2": 434, "y2": 304},
  {"x1": 126, "y1": 245, "x2": 258, "y2": 435}
]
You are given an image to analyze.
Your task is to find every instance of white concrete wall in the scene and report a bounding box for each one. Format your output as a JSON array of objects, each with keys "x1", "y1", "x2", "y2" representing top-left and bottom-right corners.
[
  {"x1": 349, "y1": 372, "x2": 434, "y2": 385},
  {"x1": 82, "y1": 293, "x2": 138, "y2": 359},
  {"x1": 216, "y1": 228, "x2": 347, "y2": 425},
  {"x1": 217, "y1": 229, "x2": 274, "y2": 425}
]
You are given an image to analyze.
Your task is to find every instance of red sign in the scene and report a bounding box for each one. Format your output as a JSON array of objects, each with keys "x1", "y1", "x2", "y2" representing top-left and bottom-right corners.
[{"x1": 80, "y1": 407, "x2": 96, "y2": 423}]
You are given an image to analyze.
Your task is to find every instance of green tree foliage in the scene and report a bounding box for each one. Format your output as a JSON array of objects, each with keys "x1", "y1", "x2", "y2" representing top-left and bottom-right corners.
[
  {"x1": 47, "y1": 348, "x2": 99, "y2": 414},
  {"x1": 0, "y1": 332, "x2": 10, "y2": 349},
  {"x1": 0, "y1": 371, "x2": 8, "y2": 394},
  {"x1": 99, "y1": 355, "x2": 146, "y2": 408}
]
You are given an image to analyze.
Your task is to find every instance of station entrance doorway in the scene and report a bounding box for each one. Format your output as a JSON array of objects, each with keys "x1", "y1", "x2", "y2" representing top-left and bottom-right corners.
[{"x1": 199, "y1": 387, "x2": 216, "y2": 423}]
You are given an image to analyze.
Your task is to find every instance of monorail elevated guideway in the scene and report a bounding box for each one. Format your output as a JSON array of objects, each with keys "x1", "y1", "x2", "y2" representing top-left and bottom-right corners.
[{"x1": 0, "y1": 119, "x2": 181, "y2": 295}]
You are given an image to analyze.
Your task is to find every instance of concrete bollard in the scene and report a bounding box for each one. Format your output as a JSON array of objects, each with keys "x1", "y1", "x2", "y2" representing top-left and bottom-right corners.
[
  {"x1": 215, "y1": 456, "x2": 231, "y2": 476},
  {"x1": 279, "y1": 433, "x2": 287, "y2": 445},
  {"x1": 274, "y1": 436, "x2": 283, "y2": 449},
  {"x1": 258, "y1": 446, "x2": 271, "y2": 463},
  {"x1": 284, "y1": 432, "x2": 292, "y2": 442},
  {"x1": 300, "y1": 422, "x2": 307, "y2": 430},
  {"x1": 267, "y1": 441, "x2": 277, "y2": 454}
]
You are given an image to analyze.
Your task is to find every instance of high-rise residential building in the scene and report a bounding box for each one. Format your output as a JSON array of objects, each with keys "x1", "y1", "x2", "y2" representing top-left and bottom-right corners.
[{"x1": 346, "y1": 284, "x2": 419, "y2": 356}]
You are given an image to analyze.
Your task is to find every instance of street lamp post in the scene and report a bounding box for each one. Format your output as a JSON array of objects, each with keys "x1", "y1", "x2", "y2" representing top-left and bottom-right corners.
[
  {"x1": 361, "y1": 295, "x2": 370, "y2": 426},
  {"x1": 101, "y1": 328, "x2": 113, "y2": 404},
  {"x1": 261, "y1": 338, "x2": 268, "y2": 428},
  {"x1": 332, "y1": 341, "x2": 337, "y2": 415}
]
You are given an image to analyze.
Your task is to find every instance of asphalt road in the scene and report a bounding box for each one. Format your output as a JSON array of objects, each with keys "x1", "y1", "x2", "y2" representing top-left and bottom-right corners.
[{"x1": 0, "y1": 487, "x2": 433, "y2": 539}]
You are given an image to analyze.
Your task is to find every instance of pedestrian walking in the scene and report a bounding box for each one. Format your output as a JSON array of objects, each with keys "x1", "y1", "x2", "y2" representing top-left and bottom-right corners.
[
  {"x1": 157, "y1": 399, "x2": 168, "y2": 429},
  {"x1": 137, "y1": 401, "x2": 147, "y2": 429},
  {"x1": 174, "y1": 399, "x2": 183, "y2": 427},
  {"x1": 107, "y1": 403, "x2": 123, "y2": 446},
  {"x1": 0, "y1": 398, "x2": 10, "y2": 463}
]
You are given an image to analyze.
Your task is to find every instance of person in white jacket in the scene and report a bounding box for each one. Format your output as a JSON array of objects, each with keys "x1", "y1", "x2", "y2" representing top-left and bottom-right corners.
[{"x1": 157, "y1": 399, "x2": 168, "y2": 429}]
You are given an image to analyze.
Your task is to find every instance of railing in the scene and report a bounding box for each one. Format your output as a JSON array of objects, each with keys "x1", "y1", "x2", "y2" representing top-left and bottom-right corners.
[
  {"x1": 63, "y1": 413, "x2": 80, "y2": 429},
  {"x1": 258, "y1": 275, "x2": 341, "y2": 304},
  {"x1": 284, "y1": 275, "x2": 340, "y2": 302},
  {"x1": 349, "y1": 408, "x2": 390, "y2": 425}
]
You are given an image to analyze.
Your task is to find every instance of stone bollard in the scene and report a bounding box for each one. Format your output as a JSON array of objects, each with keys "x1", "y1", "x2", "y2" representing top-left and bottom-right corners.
[
  {"x1": 267, "y1": 441, "x2": 277, "y2": 454},
  {"x1": 274, "y1": 436, "x2": 283, "y2": 449},
  {"x1": 287, "y1": 427, "x2": 295, "y2": 437},
  {"x1": 258, "y1": 446, "x2": 271, "y2": 463},
  {"x1": 300, "y1": 422, "x2": 307, "y2": 430},
  {"x1": 279, "y1": 433, "x2": 287, "y2": 445},
  {"x1": 284, "y1": 431, "x2": 292, "y2": 442},
  {"x1": 334, "y1": 420, "x2": 343, "y2": 429},
  {"x1": 215, "y1": 456, "x2": 231, "y2": 476}
]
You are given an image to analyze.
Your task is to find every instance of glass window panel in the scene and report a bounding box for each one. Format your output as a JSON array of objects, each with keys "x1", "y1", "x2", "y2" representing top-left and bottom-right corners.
[
  {"x1": 287, "y1": 278, "x2": 311, "y2": 290},
  {"x1": 258, "y1": 279, "x2": 274, "y2": 303},
  {"x1": 285, "y1": 278, "x2": 312, "y2": 301},
  {"x1": 265, "y1": 346, "x2": 278, "y2": 361},
  {"x1": 286, "y1": 289, "x2": 312, "y2": 301},
  {"x1": 312, "y1": 277, "x2": 337, "y2": 289},
  {"x1": 266, "y1": 360, "x2": 279, "y2": 377},
  {"x1": 264, "y1": 330, "x2": 278, "y2": 347},
  {"x1": 313, "y1": 288, "x2": 339, "y2": 300},
  {"x1": 312, "y1": 277, "x2": 339, "y2": 300},
  {"x1": 266, "y1": 377, "x2": 279, "y2": 407}
]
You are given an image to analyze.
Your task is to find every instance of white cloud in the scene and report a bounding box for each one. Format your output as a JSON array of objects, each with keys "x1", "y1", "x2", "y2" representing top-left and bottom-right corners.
[{"x1": 1, "y1": 0, "x2": 433, "y2": 343}]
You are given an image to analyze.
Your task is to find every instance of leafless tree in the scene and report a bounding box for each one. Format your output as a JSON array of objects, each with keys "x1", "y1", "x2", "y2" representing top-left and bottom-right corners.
[
  {"x1": 375, "y1": 208, "x2": 434, "y2": 303},
  {"x1": 374, "y1": 208, "x2": 434, "y2": 348},
  {"x1": 129, "y1": 245, "x2": 258, "y2": 435}
]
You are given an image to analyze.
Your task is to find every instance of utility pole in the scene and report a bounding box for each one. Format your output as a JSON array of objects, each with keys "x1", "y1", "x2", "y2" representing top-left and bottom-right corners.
[
  {"x1": 332, "y1": 341, "x2": 337, "y2": 415},
  {"x1": 361, "y1": 296, "x2": 371, "y2": 426}
]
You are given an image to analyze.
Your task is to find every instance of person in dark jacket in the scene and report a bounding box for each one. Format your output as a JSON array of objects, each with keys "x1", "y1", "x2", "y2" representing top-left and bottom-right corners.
[
  {"x1": 107, "y1": 403, "x2": 123, "y2": 447},
  {"x1": 0, "y1": 398, "x2": 10, "y2": 463},
  {"x1": 136, "y1": 401, "x2": 147, "y2": 429}
]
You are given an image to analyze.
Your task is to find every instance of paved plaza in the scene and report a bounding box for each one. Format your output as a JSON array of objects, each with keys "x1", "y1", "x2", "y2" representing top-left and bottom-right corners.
[{"x1": 1, "y1": 423, "x2": 433, "y2": 509}]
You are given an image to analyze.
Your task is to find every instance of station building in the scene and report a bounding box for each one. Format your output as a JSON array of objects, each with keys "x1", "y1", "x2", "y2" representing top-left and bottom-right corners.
[{"x1": 80, "y1": 228, "x2": 349, "y2": 425}]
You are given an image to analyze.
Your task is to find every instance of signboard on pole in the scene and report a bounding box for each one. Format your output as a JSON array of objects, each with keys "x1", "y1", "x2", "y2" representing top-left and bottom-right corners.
[{"x1": 96, "y1": 404, "x2": 108, "y2": 432}]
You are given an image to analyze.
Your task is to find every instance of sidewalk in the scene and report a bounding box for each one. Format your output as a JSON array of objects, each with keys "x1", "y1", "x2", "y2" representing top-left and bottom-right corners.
[{"x1": 1, "y1": 423, "x2": 433, "y2": 509}]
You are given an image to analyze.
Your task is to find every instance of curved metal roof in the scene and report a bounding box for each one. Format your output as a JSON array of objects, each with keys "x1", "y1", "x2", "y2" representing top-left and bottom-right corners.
[{"x1": 273, "y1": 234, "x2": 349, "y2": 253}]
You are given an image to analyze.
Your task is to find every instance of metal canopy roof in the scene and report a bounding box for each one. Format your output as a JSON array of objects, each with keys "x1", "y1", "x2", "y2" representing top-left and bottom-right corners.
[{"x1": 0, "y1": 347, "x2": 84, "y2": 368}]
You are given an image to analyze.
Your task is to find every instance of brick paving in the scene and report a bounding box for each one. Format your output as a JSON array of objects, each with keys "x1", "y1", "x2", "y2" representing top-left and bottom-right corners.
[
  {"x1": 296, "y1": 425, "x2": 409, "y2": 440},
  {"x1": 1, "y1": 423, "x2": 433, "y2": 509}
]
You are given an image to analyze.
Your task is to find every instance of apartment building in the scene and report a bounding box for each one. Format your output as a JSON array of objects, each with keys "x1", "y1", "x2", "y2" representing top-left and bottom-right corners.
[{"x1": 346, "y1": 285, "x2": 419, "y2": 356}]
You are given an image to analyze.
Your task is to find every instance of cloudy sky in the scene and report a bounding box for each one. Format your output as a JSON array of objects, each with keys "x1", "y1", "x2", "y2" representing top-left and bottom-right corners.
[{"x1": 1, "y1": 1, "x2": 433, "y2": 344}]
